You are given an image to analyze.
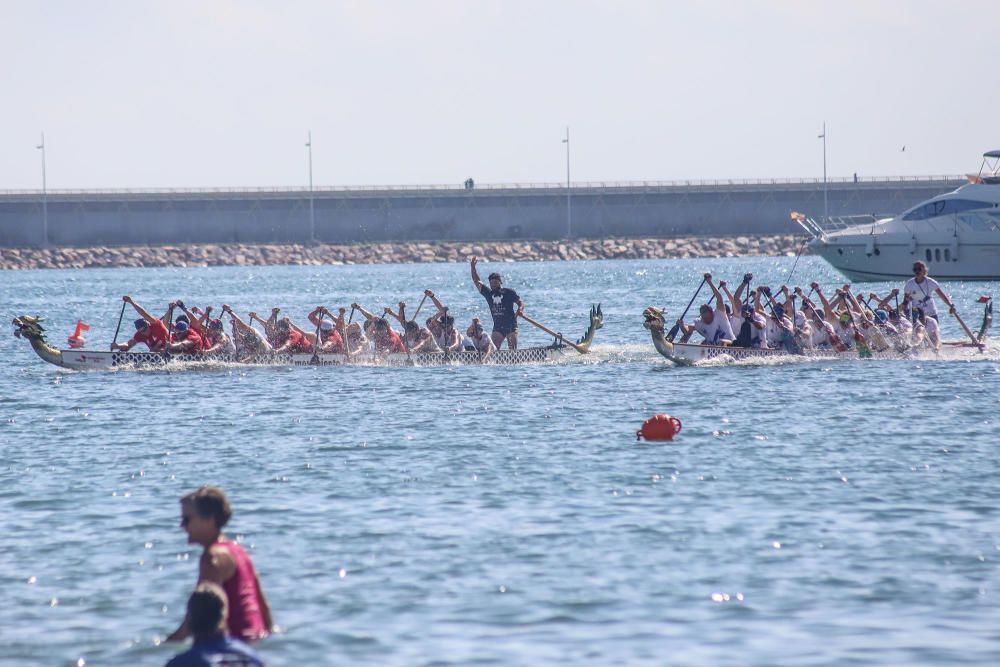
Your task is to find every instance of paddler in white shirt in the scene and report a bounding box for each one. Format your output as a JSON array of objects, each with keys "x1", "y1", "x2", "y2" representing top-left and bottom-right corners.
[
  {"x1": 676, "y1": 273, "x2": 736, "y2": 346},
  {"x1": 812, "y1": 284, "x2": 857, "y2": 350},
  {"x1": 904, "y1": 261, "x2": 957, "y2": 322},
  {"x1": 721, "y1": 275, "x2": 767, "y2": 348}
]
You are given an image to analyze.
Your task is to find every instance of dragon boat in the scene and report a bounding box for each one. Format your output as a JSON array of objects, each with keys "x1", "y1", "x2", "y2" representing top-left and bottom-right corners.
[
  {"x1": 642, "y1": 300, "x2": 992, "y2": 365},
  {"x1": 13, "y1": 306, "x2": 602, "y2": 371}
]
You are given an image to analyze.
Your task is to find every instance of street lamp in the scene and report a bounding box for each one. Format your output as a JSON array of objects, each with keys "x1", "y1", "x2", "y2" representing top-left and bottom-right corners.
[
  {"x1": 306, "y1": 131, "x2": 315, "y2": 243},
  {"x1": 818, "y1": 121, "x2": 828, "y2": 225},
  {"x1": 37, "y1": 132, "x2": 48, "y2": 247},
  {"x1": 562, "y1": 127, "x2": 571, "y2": 238}
]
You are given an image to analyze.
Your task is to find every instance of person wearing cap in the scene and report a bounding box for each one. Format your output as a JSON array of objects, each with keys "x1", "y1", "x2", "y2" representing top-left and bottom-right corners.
[
  {"x1": 904, "y1": 260, "x2": 956, "y2": 322},
  {"x1": 307, "y1": 306, "x2": 346, "y2": 353},
  {"x1": 470, "y1": 256, "x2": 524, "y2": 349},
  {"x1": 675, "y1": 273, "x2": 735, "y2": 345},
  {"x1": 111, "y1": 295, "x2": 170, "y2": 352},
  {"x1": 167, "y1": 319, "x2": 206, "y2": 354},
  {"x1": 164, "y1": 582, "x2": 265, "y2": 667}
]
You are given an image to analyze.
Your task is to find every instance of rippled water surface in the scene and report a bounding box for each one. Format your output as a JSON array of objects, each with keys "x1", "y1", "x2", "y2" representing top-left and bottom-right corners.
[{"x1": 3, "y1": 257, "x2": 1000, "y2": 666}]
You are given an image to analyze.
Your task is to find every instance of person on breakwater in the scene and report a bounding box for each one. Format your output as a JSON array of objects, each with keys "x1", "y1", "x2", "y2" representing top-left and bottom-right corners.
[
  {"x1": 470, "y1": 256, "x2": 523, "y2": 350},
  {"x1": 167, "y1": 486, "x2": 273, "y2": 643},
  {"x1": 111, "y1": 295, "x2": 170, "y2": 352},
  {"x1": 165, "y1": 582, "x2": 265, "y2": 667}
]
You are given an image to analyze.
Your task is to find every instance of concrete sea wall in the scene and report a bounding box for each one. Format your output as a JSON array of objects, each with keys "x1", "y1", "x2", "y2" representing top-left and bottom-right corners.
[{"x1": 0, "y1": 177, "x2": 964, "y2": 248}]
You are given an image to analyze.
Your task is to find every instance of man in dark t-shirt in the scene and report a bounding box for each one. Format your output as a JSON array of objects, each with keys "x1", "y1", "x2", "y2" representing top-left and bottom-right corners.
[{"x1": 471, "y1": 256, "x2": 524, "y2": 349}]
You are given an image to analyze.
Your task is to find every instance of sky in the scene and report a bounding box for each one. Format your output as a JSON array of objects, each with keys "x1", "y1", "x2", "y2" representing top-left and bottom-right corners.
[{"x1": 2, "y1": 0, "x2": 999, "y2": 190}]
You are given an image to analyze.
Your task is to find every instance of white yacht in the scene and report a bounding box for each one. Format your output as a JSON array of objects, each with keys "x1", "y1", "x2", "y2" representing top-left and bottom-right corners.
[{"x1": 793, "y1": 151, "x2": 1000, "y2": 281}]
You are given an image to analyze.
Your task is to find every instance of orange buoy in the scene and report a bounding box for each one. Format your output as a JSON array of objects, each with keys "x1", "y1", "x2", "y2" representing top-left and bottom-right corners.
[
  {"x1": 67, "y1": 319, "x2": 90, "y2": 349},
  {"x1": 636, "y1": 414, "x2": 682, "y2": 441}
]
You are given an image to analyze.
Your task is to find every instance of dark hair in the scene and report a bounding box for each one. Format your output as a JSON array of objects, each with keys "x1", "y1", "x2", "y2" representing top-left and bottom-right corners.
[
  {"x1": 134, "y1": 318, "x2": 148, "y2": 330},
  {"x1": 186, "y1": 582, "x2": 228, "y2": 637},
  {"x1": 183, "y1": 486, "x2": 232, "y2": 528},
  {"x1": 488, "y1": 272, "x2": 501, "y2": 282},
  {"x1": 374, "y1": 318, "x2": 389, "y2": 331},
  {"x1": 276, "y1": 319, "x2": 290, "y2": 330},
  {"x1": 440, "y1": 315, "x2": 455, "y2": 327}
]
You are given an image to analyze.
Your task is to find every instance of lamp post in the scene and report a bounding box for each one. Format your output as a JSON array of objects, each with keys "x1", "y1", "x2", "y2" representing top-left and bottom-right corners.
[
  {"x1": 306, "y1": 131, "x2": 315, "y2": 243},
  {"x1": 818, "y1": 122, "x2": 828, "y2": 225},
  {"x1": 37, "y1": 133, "x2": 48, "y2": 247},
  {"x1": 562, "y1": 127, "x2": 571, "y2": 238}
]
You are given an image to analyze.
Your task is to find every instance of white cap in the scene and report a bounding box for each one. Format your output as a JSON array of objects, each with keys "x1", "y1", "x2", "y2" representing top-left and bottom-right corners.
[{"x1": 320, "y1": 320, "x2": 334, "y2": 331}]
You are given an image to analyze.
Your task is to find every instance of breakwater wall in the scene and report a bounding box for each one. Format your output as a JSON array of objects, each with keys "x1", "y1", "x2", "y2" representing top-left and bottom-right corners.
[
  {"x1": 0, "y1": 177, "x2": 963, "y2": 248},
  {"x1": 0, "y1": 235, "x2": 806, "y2": 270}
]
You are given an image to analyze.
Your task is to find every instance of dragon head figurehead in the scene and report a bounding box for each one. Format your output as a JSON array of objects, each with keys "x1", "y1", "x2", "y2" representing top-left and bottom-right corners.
[
  {"x1": 13, "y1": 315, "x2": 64, "y2": 366},
  {"x1": 643, "y1": 306, "x2": 676, "y2": 359}
]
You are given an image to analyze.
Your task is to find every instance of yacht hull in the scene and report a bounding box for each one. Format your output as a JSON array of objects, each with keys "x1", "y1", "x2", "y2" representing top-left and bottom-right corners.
[{"x1": 812, "y1": 236, "x2": 1000, "y2": 281}]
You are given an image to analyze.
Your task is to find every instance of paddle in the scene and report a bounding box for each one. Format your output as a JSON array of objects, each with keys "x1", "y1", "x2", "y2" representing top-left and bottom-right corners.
[
  {"x1": 412, "y1": 293, "x2": 428, "y2": 321},
  {"x1": 111, "y1": 300, "x2": 127, "y2": 348},
  {"x1": 666, "y1": 277, "x2": 707, "y2": 342},
  {"x1": 310, "y1": 309, "x2": 323, "y2": 365},
  {"x1": 760, "y1": 287, "x2": 802, "y2": 354},
  {"x1": 948, "y1": 303, "x2": 985, "y2": 350},
  {"x1": 517, "y1": 311, "x2": 589, "y2": 354}
]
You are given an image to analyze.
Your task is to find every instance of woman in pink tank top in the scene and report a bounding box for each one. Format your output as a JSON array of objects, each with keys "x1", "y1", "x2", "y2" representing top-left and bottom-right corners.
[{"x1": 167, "y1": 486, "x2": 273, "y2": 643}]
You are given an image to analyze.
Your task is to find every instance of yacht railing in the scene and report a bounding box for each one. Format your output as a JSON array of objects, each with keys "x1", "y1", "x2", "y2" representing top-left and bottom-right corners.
[{"x1": 792, "y1": 213, "x2": 890, "y2": 240}]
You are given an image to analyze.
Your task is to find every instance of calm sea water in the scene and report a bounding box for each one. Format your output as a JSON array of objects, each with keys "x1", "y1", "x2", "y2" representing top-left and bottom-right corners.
[{"x1": 3, "y1": 256, "x2": 1000, "y2": 667}]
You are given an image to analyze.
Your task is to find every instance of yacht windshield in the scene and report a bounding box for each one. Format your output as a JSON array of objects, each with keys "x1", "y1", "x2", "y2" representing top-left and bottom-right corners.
[{"x1": 903, "y1": 198, "x2": 996, "y2": 221}]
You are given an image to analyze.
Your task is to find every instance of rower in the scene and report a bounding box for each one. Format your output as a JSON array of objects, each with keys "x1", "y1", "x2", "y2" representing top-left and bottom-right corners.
[
  {"x1": 910, "y1": 307, "x2": 941, "y2": 350},
  {"x1": 465, "y1": 319, "x2": 497, "y2": 358},
  {"x1": 675, "y1": 273, "x2": 735, "y2": 346},
  {"x1": 111, "y1": 295, "x2": 170, "y2": 352},
  {"x1": 470, "y1": 256, "x2": 523, "y2": 350},
  {"x1": 221, "y1": 305, "x2": 272, "y2": 356},
  {"x1": 812, "y1": 283, "x2": 857, "y2": 350},
  {"x1": 270, "y1": 318, "x2": 312, "y2": 354},
  {"x1": 423, "y1": 290, "x2": 463, "y2": 352},
  {"x1": 386, "y1": 302, "x2": 440, "y2": 353},
  {"x1": 203, "y1": 319, "x2": 237, "y2": 355},
  {"x1": 167, "y1": 320, "x2": 205, "y2": 354},
  {"x1": 308, "y1": 307, "x2": 346, "y2": 353},
  {"x1": 904, "y1": 261, "x2": 957, "y2": 322},
  {"x1": 721, "y1": 276, "x2": 766, "y2": 348},
  {"x1": 247, "y1": 308, "x2": 282, "y2": 347}
]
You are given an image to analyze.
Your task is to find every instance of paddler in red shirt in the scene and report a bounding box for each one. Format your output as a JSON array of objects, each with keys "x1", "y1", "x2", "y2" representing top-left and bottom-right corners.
[
  {"x1": 307, "y1": 306, "x2": 346, "y2": 353},
  {"x1": 167, "y1": 320, "x2": 206, "y2": 353},
  {"x1": 352, "y1": 304, "x2": 407, "y2": 354},
  {"x1": 271, "y1": 318, "x2": 313, "y2": 354},
  {"x1": 111, "y1": 295, "x2": 170, "y2": 352}
]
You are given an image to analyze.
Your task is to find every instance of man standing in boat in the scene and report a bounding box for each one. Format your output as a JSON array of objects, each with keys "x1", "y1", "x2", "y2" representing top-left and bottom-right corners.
[
  {"x1": 904, "y1": 261, "x2": 957, "y2": 322},
  {"x1": 111, "y1": 295, "x2": 170, "y2": 352},
  {"x1": 470, "y1": 256, "x2": 523, "y2": 350}
]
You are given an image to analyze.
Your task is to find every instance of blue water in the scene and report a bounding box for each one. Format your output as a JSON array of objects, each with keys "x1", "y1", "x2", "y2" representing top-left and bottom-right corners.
[{"x1": 3, "y1": 257, "x2": 1000, "y2": 666}]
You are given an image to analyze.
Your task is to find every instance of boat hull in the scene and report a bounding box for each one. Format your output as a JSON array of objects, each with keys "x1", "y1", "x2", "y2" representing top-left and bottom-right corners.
[
  {"x1": 50, "y1": 347, "x2": 562, "y2": 371},
  {"x1": 659, "y1": 341, "x2": 985, "y2": 364},
  {"x1": 812, "y1": 236, "x2": 1000, "y2": 281}
]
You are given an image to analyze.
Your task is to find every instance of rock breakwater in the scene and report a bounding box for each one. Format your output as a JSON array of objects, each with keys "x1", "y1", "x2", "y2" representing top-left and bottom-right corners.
[{"x1": 0, "y1": 235, "x2": 808, "y2": 270}]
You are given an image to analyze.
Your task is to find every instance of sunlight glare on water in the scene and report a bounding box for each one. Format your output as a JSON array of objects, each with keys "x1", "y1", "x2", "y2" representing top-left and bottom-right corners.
[{"x1": 2, "y1": 256, "x2": 1000, "y2": 666}]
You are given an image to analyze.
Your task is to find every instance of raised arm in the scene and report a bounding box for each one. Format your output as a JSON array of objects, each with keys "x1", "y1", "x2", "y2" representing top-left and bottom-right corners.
[
  {"x1": 470, "y1": 256, "x2": 483, "y2": 291},
  {"x1": 351, "y1": 303, "x2": 377, "y2": 321},
  {"x1": 425, "y1": 289, "x2": 448, "y2": 314},
  {"x1": 704, "y1": 273, "x2": 724, "y2": 312},
  {"x1": 384, "y1": 302, "x2": 406, "y2": 326},
  {"x1": 719, "y1": 279, "x2": 737, "y2": 312}
]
